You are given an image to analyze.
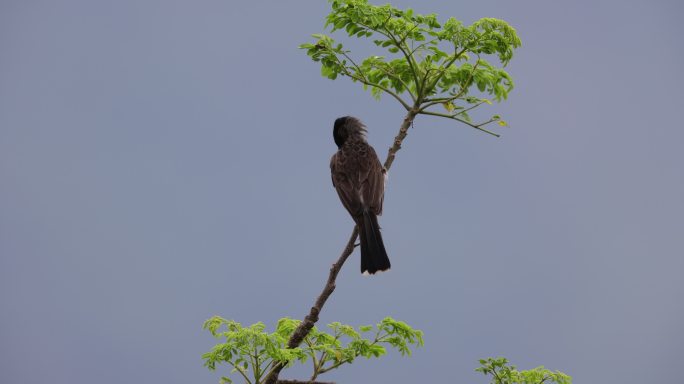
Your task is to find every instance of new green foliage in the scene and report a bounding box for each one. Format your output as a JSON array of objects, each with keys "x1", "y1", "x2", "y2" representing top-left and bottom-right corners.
[
  {"x1": 203, "y1": 316, "x2": 423, "y2": 384},
  {"x1": 477, "y1": 357, "x2": 572, "y2": 384},
  {"x1": 202, "y1": 318, "x2": 307, "y2": 384},
  {"x1": 300, "y1": 0, "x2": 521, "y2": 136}
]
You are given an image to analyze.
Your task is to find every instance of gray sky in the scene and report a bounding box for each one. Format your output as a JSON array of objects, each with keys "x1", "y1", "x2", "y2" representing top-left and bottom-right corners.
[{"x1": 1, "y1": 1, "x2": 683, "y2": 383}]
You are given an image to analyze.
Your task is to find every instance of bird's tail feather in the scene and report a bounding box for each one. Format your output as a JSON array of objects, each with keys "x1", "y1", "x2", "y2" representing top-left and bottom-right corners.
[{"x1": 359, "y1": 210, "x2": 390, "y2": 275}]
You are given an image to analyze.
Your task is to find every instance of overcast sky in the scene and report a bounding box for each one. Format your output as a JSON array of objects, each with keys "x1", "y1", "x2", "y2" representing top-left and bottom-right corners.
[{"x1": 1, "y1": 1, "x2": 683, "y2": 383}]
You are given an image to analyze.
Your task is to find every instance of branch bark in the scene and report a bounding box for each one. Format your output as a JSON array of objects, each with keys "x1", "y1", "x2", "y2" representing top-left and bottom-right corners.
[
  {"x1": 384, "y1": 109, "x2": 419, "y2": 170},
  {"x1": 263, "y1": 109, "x2": 419, "y2": 384},
  {"x1": 263, "y1": 227, "x2": 357, "y2": 384}
]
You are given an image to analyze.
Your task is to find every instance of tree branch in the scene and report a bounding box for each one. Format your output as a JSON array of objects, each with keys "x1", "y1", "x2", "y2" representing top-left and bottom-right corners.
[
  {"x1": 277, "y1": 381, "x2": 335, "y2": 384},
  {"x1": 417, "y1": 109, "x2": 500, "y2": 137},
  {"x1": 386, "y1": 30, "x2": 423, "y2": 95},
  {"x1": 263, "y1": 108, "x2": 419, "y2": 384},
  {"x1": 227, "y1": 361, "x2": 253, "y2": 384},
  {"x1": 263, "y1": 227, "x2": 358, "y2": 384},
  {"x1": 385, "y1": 109, "x2": 420, "y2": 170},
  {"x1": 317, "y1": 358, "x2": 352, "y2": 375}
]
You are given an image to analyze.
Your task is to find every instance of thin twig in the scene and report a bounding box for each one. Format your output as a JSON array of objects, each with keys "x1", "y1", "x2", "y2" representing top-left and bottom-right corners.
[{"x1": 417, "y1": 109, "x2": 500, "y2": 137}]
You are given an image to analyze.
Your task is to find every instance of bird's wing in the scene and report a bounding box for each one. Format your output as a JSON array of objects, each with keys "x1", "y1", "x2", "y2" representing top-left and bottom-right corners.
[
  {"x1": 331, "y1": 151, "x2": 363, "y2": 218},
  {"x1": 360, "y1": 145, "x2": 385, "y2": 216}
]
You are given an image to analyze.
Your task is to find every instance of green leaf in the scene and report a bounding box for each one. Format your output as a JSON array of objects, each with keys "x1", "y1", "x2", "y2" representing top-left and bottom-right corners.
[
  {"x1": 368, "y1": 344, "x2": 386, "y2": 358},
  {"x1": 321, "y1": 64, "x2": 336, "y2": 79}
]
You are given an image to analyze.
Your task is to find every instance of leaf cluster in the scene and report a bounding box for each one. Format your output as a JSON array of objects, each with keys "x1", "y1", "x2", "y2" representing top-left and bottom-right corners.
[
  {"x1": 202, "y1": 316, "x2": 423, "y2": 384},
  {"x1": 297, "y1": 317, "x2": 424, "y2": 381},
  {"x1": 476, "y1": 357, "x2": 572, "y2": 384},
  {"x1": 202, "y1": 317, "x2": 307, "y2": 384},
  {"x1": 300, "y1": 0, "x2": 521, "y2": 135}
]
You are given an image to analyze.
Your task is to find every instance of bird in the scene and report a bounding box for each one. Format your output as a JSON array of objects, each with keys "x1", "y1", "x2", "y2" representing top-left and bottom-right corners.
[{"x1": 330, "y1": 116, "x2": 391, "y2": 275}]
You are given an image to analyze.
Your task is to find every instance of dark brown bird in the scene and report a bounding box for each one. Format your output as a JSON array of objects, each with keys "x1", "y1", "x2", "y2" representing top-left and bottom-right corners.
[{"x1": 330, "y1": 116, "x2": 390, "y2": 275}]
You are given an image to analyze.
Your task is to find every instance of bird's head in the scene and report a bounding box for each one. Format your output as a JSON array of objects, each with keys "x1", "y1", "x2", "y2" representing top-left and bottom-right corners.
[{"x1": 333, "y1": 116, "x2": 367, "y2": 148}]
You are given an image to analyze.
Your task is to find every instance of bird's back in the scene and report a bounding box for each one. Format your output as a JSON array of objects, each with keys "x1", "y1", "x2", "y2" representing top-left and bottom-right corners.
[{"x1": 331, "y1": 137, "x2": 384, "y2": 217}]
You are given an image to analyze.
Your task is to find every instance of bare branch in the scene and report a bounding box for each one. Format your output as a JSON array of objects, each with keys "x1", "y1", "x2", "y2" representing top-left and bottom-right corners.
[
  {"x1": 384, "y1": 109, "x2": 419, "y2": 170},
  {"x1": 417, "y1": 109, "x2": 501, "y2": 137},
  {"x1": 453, "y1": 100, "x2": 488, "y2": 117},
  {"x1": 277, "y1": 381, "x2": 336, "y2": 384},
  {"x1": 263, "y1": 227, "x2": 359, "y2": 384},
  {"x1": 227, "y1": 361, "x2": 253, "y2": 384}
]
